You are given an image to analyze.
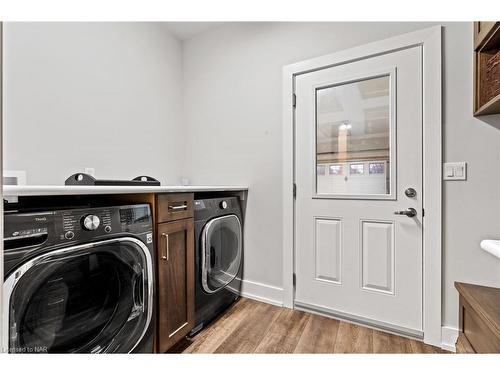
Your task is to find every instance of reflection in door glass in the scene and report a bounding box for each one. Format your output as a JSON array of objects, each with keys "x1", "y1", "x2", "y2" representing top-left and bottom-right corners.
[
  {"x1": 349, "y1": 163, "x2": 364, "y2": 175},
  {"x1": 316, "y1": 75, "x2": 391, "y2": 196},
  {"x1": 316, "y1": 164, "x2": 326, "y2": 176},
  {"x1": 328, "y1": 164, "x2": 343, "y2": 175},
  {"x1": 369, "y1": 162, "x2": 385, "y2": 174}
]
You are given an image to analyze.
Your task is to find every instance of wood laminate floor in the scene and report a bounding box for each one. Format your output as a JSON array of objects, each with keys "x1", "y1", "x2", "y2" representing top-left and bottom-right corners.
[{"x1": 169, "y1": 298, "x2": 448, "y2": 354}]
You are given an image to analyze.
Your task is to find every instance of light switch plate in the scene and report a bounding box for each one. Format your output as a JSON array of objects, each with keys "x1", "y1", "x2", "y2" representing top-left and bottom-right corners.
[{"x1": 443, "y1": 162, "x2": 467, "y2": 181}]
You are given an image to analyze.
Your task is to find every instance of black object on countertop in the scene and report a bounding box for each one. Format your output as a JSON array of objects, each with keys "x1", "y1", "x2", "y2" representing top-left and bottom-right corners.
[{"x1": 65, "y1": 173, "x2": 161, "y2": 186}]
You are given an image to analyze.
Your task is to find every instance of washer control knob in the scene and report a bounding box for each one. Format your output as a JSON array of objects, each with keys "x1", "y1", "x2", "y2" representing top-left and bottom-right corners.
[
  {"x1": 104, "y1": 225, "x2": 112, "y2": 233},
  {"x1": 83, "y1": 215, "x2": 100, "y2": 231},
  {"x1": 65, "y1": 231, "x2": 75, "y2": 240},
  {"x1": 220, "y1": 201, "x2": 228, "y2": 209}
]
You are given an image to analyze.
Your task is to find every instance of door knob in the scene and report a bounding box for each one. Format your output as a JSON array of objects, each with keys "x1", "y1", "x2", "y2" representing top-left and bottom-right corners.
[{"x1": 394, "y1": 208, "x2": 417, "y2": 217}]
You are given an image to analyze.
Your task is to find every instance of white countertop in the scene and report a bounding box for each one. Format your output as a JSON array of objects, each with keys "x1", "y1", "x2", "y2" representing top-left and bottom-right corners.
[
  {"x1": 3, "y1": 185, "x2": 248, "y2": 197},
  {"x1": 480, "y1": 239, "x2": 500, "y2": 260}
]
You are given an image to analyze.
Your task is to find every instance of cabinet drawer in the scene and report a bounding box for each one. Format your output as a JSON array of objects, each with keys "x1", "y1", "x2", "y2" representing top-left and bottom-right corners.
[{"x1": 157, "y1": 193, "x2": 193, "y2": 223}]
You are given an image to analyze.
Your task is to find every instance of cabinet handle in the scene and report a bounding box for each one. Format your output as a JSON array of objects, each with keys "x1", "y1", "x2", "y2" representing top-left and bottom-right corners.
[
  {"x1": 168, "y1": 203, "x2": 188, "y2": 211},
  {"x1": 161, "y1": 233, "x2": 169, "y2": 261}
]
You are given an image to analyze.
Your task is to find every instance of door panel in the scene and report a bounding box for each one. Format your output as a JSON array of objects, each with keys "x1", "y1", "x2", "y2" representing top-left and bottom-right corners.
[
  {"x1": 295, "y1": 46, "x2": 423, "y2": 334},
  {"x1": 314, "y1": 218, "x2": 342, "y2": 284},
  {"x1": 157, "y1": 219, "x2": 194, "y2": 352},
  {"x1": 361, "y1": 220, "x2": 394, "y2": 294}
]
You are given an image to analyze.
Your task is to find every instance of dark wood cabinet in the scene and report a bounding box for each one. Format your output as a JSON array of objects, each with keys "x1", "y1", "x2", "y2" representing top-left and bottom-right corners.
[
  {"x1": 154, "y1": 193, "x2": 195, "y2": 353},
  {"x1": 455, "y1": 282, "x2": 500, "y2": 353}
]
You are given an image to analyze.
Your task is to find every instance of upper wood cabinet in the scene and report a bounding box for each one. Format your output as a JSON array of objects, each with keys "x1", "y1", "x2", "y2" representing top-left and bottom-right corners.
[
  {"x1": 474, "y1": 22, "x2": 499, "y2": 49},
  {"x1": 473, "y1": 21, "x2": 500, "y2": 116}
]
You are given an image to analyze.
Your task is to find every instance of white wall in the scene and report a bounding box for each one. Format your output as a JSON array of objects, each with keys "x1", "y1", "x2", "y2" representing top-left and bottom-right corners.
[
  {"x1": 3, "y1": 22, "x2": 183, "y2": 185},
  {"x1": 182, "y1": 22, "x2": 500, "y2": 329}
]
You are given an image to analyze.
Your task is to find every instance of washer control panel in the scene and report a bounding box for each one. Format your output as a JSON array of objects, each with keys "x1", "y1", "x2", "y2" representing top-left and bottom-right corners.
[
  {"x1": 3, "y1": 204, "x2": 153, "y2": 277},
  {"x1": 61, "y1": 208, "x2": 112, "y2": 241}
]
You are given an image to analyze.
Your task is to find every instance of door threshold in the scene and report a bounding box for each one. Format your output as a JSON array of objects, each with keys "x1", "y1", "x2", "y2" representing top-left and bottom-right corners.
[{"x1": 294, "y1": 300, "x2": 424, "y2": 340}]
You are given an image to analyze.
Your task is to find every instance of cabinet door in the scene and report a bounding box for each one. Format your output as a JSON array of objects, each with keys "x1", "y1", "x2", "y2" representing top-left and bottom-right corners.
[{"x1": 156, "y1": 219, "x2": 194, "y2": 352}]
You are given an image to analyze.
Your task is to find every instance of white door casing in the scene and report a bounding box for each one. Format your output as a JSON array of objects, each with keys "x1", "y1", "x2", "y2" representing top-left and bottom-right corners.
[
  {"x1": 282, "y1": 26, "x2": 442, "y2": 346},
  {"x1": 295, "y1": 46, "x2": 423, "y2": 336}
]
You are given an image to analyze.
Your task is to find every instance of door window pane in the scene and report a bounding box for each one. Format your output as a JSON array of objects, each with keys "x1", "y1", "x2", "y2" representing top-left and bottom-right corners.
[{"x1": 316, "y1": 75, "x2": 391, "y2": 196}]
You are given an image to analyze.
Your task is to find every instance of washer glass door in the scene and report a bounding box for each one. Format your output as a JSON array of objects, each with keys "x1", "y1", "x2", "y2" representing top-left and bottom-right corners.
[
  {"x1": 201, "y1": 215, "x2": 242, "y2": 294},
  {"x1": 4, "y1": 237, "x2": 153, "y2": 353}
]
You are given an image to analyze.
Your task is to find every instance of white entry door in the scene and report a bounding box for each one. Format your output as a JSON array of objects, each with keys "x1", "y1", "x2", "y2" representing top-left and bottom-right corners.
[{"x1": 295, "y1": 46, "x2": 423, "y2": 336}]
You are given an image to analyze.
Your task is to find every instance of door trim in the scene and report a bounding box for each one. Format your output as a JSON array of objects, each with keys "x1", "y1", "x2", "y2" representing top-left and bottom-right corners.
[{"x1": 282, "y1": 26, "x2": 442, "y2": 346}]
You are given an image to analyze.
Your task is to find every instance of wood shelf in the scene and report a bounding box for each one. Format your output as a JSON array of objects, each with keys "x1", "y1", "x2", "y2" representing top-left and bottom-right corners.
[
  {"x1": 473, "y1": 21, "x2": 500, "y2": 116},
  {"x1": 474, "y1": 92, "x2": 500, "y2": 116}
]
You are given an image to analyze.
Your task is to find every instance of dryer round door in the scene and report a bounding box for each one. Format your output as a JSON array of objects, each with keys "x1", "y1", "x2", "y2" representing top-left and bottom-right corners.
[
  {"x1": 201, "y1": 214, "x2": 242, "y2": 294},
  {"x1": 3, "y1": 237, "x2": 153, "y2": 353}
]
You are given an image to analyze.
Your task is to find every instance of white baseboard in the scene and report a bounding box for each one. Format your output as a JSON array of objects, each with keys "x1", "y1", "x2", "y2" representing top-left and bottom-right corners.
[
  {"x1": 441, "y1": 326, "x2": 458, "y2": 352},
  {"x1": 236, "y1": 278, "x2": 284, "y2": 307}
]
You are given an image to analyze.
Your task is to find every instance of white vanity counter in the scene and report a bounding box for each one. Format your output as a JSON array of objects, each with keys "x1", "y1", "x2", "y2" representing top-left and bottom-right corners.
[{"x1": 480, "y1": 239, "x2": 500, "y2": 260}]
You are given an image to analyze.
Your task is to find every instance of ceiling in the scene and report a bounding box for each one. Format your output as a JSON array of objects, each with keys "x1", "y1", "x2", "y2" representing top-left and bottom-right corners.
[{"x1": 164, "y1": 22, "x2": 224, "y2": 40}]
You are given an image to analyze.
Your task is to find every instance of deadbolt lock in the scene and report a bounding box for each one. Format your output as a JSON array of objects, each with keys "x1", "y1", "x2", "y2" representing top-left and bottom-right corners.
[{"x1": 405, "y1": 188, "x2": 417, "y2": 198}]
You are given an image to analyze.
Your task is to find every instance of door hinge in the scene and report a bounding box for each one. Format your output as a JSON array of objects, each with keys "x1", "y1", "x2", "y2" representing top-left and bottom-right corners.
[
  {"x1": 292, "y1": 93, "x2": 297, "y2": 108},
  {"x1": 293, "y1": 183, "x2": 297, "y2": 199},
  {"x1": 422, "y1": 208, "x2": 425, "y2": 217},
  {"x1": 293, "y1": 273, "x2": 296, "y2": 287}
]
